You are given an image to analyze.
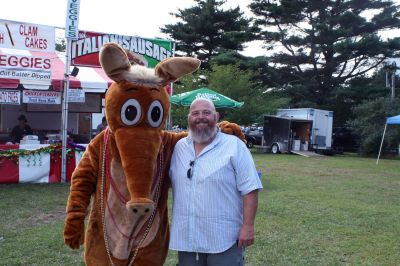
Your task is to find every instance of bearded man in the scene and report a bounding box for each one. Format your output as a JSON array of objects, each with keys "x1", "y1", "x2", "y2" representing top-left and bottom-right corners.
[{"x1": 169, "y1": 98, "x2": 263, "y2": 266}]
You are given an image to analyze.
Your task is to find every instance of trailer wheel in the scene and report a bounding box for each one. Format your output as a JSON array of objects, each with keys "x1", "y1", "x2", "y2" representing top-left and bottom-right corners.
[
  {"x1": 246, "y1": 139, "x2": 254, "y2": 148},
  {"x1": 271, "y1": 144, "x2": 280, "y2": 154}
]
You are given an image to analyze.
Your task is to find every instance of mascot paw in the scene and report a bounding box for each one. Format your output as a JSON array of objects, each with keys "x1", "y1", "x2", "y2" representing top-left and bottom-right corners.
[
  {"x1": 64, "y1": 218, "x2": 85, "y2": 249},
  {"x1": 218, "y1": 121, "x2": 246, "y2": 143}
]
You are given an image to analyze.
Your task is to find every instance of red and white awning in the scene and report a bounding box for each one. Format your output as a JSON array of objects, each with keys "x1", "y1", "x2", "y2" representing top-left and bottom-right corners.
[{"x1": 0, "y1": 48, "x2": 112, "y2": 93}]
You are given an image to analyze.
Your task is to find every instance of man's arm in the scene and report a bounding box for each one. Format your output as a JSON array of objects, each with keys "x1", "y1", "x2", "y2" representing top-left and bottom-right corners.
[{"x1": 237, "y1": 189, "x2": 259, "y2": 248}]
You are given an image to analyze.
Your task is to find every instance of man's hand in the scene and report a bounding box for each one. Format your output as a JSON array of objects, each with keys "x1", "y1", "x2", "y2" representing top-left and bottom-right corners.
[{"x1": 237, "y1": 224, "x2": 255, "y2": 248}]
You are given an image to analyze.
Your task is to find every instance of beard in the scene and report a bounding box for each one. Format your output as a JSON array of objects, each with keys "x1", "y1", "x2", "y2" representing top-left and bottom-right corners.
[{"x1": 188, "y1": 118, "x2": 218, "y2": 144}]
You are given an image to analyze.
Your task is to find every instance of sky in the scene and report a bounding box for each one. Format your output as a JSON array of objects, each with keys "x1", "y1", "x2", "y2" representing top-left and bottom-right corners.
[
  {"x1": 0, "y1": 0, "x2": 266, "y2": 57},
  {"x1": 0, "y1": 0, "x2": 399, "y2": 58}
]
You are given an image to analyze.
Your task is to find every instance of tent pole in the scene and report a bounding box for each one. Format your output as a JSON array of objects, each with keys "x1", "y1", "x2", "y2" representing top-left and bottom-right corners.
[
  {"x1": 61, "y1": 38, "x2": 72, "y2": 182},
  {"x1": 376, "y1": 123, "x2": 387, "y2": 165}
]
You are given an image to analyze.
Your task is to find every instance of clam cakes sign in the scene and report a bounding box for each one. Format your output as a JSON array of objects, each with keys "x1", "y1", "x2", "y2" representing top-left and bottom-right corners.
[
  {"x1": 0, "y1": 20, "x2": 55, "y2": 52},
  {"x1": 71, "y1": 31, "x2": 173, "y2": 68}
]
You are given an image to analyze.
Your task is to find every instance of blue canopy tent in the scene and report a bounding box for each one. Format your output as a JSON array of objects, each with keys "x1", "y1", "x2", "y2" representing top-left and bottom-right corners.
[{"x1": 376, "y1": 115, "x2": 400, "y2": 164}]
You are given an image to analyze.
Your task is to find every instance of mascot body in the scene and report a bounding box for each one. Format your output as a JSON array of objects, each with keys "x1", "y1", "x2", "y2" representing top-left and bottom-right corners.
[{"x1": 64, "y1": 43, "x2": 244, "y2": 266}]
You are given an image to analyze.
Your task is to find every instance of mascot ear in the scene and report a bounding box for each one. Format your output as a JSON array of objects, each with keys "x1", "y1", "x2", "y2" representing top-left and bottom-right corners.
[
  {"x1": 155, "y1": 57, "x2": 201, "y2": 86},
  {"x1": 99, "y1": 43, "x2": 131, "y2": 82}
]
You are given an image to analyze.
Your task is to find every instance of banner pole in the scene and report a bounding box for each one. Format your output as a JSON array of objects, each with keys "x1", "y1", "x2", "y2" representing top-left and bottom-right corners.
[
  {"x1": 167, "y1": 42, "x2": 176, "y2": 130},
  {"x1": 61, "y1": 38, "x2": 72, "y2": 182}
]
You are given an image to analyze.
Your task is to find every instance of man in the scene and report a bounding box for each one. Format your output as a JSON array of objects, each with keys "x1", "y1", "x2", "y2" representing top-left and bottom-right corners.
[
  {"x1": 9, "y1": 115, "x2": 33, "y2": 143},
  {"x1": 96, "y1": 116, "x2": 107, "y2": 135},
  {"x1": 169, "y1": 98, "x2": 263, "y2": 265}
]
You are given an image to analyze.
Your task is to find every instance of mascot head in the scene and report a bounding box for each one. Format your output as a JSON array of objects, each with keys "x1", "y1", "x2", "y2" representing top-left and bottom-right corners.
[{"x1": 100, "y1": 43, "x2": 200, "y2": 216}]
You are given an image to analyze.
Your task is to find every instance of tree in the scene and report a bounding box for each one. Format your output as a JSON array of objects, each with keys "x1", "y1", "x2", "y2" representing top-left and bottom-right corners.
[
  {"x1": 170, "y1": 63, "x2": 290, "y2": 126},
  {"x1": 56, "y1": 38, "x2": 66, "y2": 52},
  {"x1": 250, "y1": 0, "x2": 400, "y2": 107},
  {"x1": 161, "y1": 0, "x2": 257, "y2": 66},
  {"x1": 348, "y1": 96, "x2": 400, "y2": 155}
]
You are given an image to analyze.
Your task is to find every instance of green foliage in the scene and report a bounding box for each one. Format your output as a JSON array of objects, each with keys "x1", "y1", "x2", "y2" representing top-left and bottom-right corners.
[
  {"x1": 170, "y1": 63, "x2": 290, "y2": 126},
  {"x1": 329, "y1": 70, "x2": 391, "y2": 126},
  {"x1": 249, "y1": 0, "x2": 400, "y2": 107},
  {"x1": 348, "y1": 97, "x2": 400, "y2": 155},
  {"x1": 161, "y1": 0, "x2": 257, "y2": 66},
  {"x1": 206, "y1": 64, "x2": 289, "y2": 124},
  {"x1": 55, "y1": 38, "x2": 66, "y2": 52}
]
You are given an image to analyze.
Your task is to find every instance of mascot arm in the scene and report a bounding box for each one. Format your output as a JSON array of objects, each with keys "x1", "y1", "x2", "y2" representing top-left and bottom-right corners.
[
  {"x1": 218, "y1": 121, "x2": 246, "y2": 143},
  {"x1": 163, "y1": 131, "x2": 188, "y2": 148},
  {"x1": 64, "y1": 141, "x2": 99, "y2": 249}
]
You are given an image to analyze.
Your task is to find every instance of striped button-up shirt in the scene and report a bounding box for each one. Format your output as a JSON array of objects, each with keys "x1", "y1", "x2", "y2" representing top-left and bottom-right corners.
[{"x1": 169, "y1": 131, "x2": 263, "y2": 253}]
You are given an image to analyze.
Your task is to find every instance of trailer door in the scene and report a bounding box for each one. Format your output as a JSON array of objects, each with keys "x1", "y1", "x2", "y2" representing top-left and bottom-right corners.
[
  {"x1": 263, "y1": 116, "x2": 291, "y2": 147},
  {"x1": 312, "y1": 111, "x2": 333, "y2": 149}
]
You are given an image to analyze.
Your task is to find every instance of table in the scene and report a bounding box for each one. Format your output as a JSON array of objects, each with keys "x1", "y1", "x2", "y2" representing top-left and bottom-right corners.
[{"x1": 0, "y1": 144, "x2": 84, "y2": 184}]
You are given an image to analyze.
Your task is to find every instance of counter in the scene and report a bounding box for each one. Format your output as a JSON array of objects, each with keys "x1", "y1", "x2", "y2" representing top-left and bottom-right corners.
[{"x1": 0, "y1": 143, "x2": 85, "y2": 184}]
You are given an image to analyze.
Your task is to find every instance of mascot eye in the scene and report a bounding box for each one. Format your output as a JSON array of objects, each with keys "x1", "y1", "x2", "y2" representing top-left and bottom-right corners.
[
  {"x1": 121, "y1": 99, "x2": 142, "y2": 126},
  {"x1": 147, "y1": 100, "x2": 164, "y2": 128}
]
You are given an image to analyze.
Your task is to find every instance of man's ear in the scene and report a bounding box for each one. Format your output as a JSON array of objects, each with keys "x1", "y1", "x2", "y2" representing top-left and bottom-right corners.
[{"x1": 215, "y1": 112, "x2": 220, "y2": 122}]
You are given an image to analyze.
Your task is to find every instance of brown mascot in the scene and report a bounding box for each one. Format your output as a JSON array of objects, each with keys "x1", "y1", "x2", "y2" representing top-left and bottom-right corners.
[{"x1": 63, "y1": 42, "x2": 245, "y2": 266}]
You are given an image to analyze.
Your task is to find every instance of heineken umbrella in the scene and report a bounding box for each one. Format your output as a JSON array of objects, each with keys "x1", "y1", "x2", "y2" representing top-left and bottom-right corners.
[{"x1": 170, "y1": 87, "x2": 244, "y2": 108}]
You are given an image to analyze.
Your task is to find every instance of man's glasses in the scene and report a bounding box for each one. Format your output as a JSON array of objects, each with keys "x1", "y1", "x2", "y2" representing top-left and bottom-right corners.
[{"x1": 187, "y1": 160, "x2": 195, "y2": 179}]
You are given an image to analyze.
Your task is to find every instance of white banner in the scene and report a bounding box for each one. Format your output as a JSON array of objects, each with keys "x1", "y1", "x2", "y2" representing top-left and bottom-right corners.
[
  {"x1": 0, "y1": 20, "x2": 55, "y2": 52},
  {"x1": 65, "y1": 0, "x2": 80, "y2": 40},
  {"x1": 22, "y1": 90, "x2": 61, "y2": 104},
  {"x1": 0, "y1": 90, "x2": 20, "y2": 104},
  {"x1": 0, "y1": 53, "x2": 52, "y2": 84},
  {"x1": 68, "y1": 89, "x2": 85, "y2": 102}
]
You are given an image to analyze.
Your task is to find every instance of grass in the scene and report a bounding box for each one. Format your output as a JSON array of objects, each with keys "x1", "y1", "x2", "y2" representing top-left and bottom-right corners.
[{"x1": 0, "y1": 153, "x2": 399, "y2": 265}]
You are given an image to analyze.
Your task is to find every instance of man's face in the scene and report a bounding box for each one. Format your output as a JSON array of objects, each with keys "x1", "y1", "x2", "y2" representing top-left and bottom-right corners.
[{"x1": 188, "y1": 100, "x2": 219, "y2": 144}]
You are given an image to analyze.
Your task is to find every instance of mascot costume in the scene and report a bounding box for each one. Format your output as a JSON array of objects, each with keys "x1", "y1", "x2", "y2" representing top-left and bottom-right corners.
[{"x1": 63, "y1": 43, "x2": 245, "y2": 266}]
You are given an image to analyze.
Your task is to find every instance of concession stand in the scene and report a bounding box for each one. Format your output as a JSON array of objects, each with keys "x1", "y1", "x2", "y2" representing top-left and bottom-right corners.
[{"x1": 0, "y1": 19, "x2": 174, "y2": 184}]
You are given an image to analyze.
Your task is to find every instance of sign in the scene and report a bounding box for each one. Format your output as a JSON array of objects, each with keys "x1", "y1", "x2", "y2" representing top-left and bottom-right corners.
[
  {"x1": 0, "y1": 90, "x2": 20, "y2": 104},
  {"x1": 0, "y1": 20, "x2": 55, "y2": 52},
  {"x1": 68, "y1": 88, "x2": 85, "y2": 102},
  {"x1": 0, "y1": 53, "x2": 52, "y2": 85},
  {"x1": 65, "y1": 0, "x2": 80, "y2": 40},
  {"x1": 27, "y1": 93, "x2": 101, "y2": 113},
  {"x1": 71, "y1": 31, "x2": 173, "y2": 68},
  {"x1": 22, "y1": 90, "x2": 61, "y2": 104}
]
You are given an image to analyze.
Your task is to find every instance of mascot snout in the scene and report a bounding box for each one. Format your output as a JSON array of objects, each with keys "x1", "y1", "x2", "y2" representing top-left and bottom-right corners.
[{"x1": 114, "y1": 127, "x2": 162, "y2": 216}]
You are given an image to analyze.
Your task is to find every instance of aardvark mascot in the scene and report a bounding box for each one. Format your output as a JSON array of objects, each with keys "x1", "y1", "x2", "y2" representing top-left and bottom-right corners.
[{"x1": 63, "y1": 43, "x2": 244, "y2": 266}]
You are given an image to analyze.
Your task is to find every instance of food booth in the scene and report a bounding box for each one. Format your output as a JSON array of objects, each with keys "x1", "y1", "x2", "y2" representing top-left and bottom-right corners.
[{"x1": 0, "y1": 20, "x2": 174, "y2": 184}]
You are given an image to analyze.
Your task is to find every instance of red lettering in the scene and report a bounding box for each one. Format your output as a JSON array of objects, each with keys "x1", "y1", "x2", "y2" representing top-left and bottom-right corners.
[
  {"x1": 24, "y1": 37, "x2": 48, "y2": 50},
  {"x1": 43, "y1": 59, "x2": 51, "y2": 69},
  {"x1": 0, "y1": 54, "x2": 6, "y2": 66},
  {"x1": 8, "y1": 56, "x2": 18, "y2": 67},
  {"x1": 33, "y1": 57, "x2": 42, "y2": 68},
  {"x1": 20, "y1": 57, "x2": 30, "y2": 67}
]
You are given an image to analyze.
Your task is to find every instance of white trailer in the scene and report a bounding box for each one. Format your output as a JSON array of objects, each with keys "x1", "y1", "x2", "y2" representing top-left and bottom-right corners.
[{"x1": 264, "y1": 108, "x2": 333, "y2": 154}]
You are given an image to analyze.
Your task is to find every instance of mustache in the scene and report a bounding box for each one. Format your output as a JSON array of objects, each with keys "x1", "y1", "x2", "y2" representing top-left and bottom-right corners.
[{"x1": 194, "y1": 118, "x2": 210, "y2": 123}]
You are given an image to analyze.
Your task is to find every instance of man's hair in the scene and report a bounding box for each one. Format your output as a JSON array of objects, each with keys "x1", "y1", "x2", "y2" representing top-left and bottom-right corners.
[
  {"x1": 189, "y1": 97, "x2": 216, "y2": 112},
  {"x1": 18, "y1": 115, "x2": 27, "y2": 122}
]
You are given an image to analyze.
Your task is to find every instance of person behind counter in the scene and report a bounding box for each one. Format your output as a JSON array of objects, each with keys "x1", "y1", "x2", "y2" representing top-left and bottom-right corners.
[
  {"x1": 96, "y1": 116, "x2": 108, "y2": 135},
  {"x1": 9, "y1": 115, "x2": 33, "y2": 144}
]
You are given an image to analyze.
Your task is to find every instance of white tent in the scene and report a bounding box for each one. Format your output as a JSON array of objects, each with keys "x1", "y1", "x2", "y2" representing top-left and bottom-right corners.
[{"x1": 376, "y1": 115, "x2": 400, "y2": 164}]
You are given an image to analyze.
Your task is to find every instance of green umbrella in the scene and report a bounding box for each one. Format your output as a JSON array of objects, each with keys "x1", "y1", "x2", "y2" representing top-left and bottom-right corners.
[{"x1": 170, "y1": 87, "x2": 244, "y2": 108}]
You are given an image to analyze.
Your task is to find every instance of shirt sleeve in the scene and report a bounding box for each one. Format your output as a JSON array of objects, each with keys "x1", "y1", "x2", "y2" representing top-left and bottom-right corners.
[{"x1": 232, "y1": 139, "x2": 263, "y2": 196}]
